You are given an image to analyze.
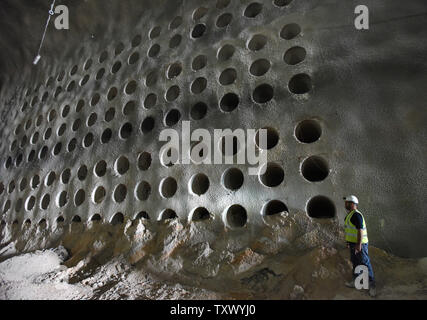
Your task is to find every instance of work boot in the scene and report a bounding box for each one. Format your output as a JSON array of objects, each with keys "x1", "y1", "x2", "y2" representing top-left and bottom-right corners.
[{"x1": 345, "y1": 280, "x2": 355, "y2": 288}]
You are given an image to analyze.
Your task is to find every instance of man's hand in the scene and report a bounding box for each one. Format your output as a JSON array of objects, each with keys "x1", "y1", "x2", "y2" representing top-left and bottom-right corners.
[{"x1": 355, "y1": 243, "x2": 362, "y2": 254}]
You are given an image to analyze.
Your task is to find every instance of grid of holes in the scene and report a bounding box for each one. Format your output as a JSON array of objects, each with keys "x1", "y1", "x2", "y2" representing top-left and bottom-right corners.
[{"x1": 0, "y1": 0, "x2": 334, "y2": 229}]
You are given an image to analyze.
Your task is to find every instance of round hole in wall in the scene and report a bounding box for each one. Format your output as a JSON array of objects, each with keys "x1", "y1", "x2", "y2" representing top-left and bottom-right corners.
[
  {"x1": 219, "y1": 92, "x2": 239, "y2": 112},
  {"x1": 135, "y1": 181, "x2": 151, "y2": 201},
  {"x1": 288, "y1": 73, "x2": 312, "y2": 94},
  {"x1": 190, "y1": 102, "x2": 207, "y2": 120},
  {"x1": 164, "y1": 109, "x2": 181, "y2": 127},
  {"x1": 222, "y1": 167, "x2": 244, "y2": 190},
  {"x1": 159, "y1": 209, "x2": 177, "y2": 221},
  {"x1": 77, "y1": 165, "x2": 88, "y2": 181},
  {"x1": 191, "y1": 207, "x2": 210, "y2": 221},
  {"x1": 191, "y1": 77, "x2": 207, "y2": 94},
  {"x1": 41, "y1": 194, "x2": 50, "y2": 210},
  {"x1": 248, "y1": 34, "x2": 267, "y2": 51},
  {"x1": 144, "y1": 94, "x2": 157, "y2": 109},
  {"x1": 255, "y1": 127, "x2": 279, "y2": 150},
  {"x1": 225, "y1": 204, "x2": 247, "y2": 228},
  {"x1": 94, "y1": 160, "x2": 107, "y2": 177},
  {"x1": 217, "y1": 44, "x2": 235, "y2": 61},
  {"x1": 190, "y1": 173, "x2": 210, "y2": 196},
  {"x1": 137, "y1": 152, "x2": 152, "y2": 171},
  {"x1": 119, "y1": 122, "x2": 133, "y2": 140},
  {"x1": 249, "y1": 58, "x2": 271, "y2": 76},
  {"x1": 159, "y1": 177, "x2": 177, "y2": 198},
  {"x1": 167, "y1": 62, "x2": 182, "y2": 79},
  {"x1": 110, "y1": 212, "x2": 125, "y2": 226},
  {"x1": 284, "y1": 46, "x2": 307, "y2": 65},
  {"x1": 93, "y1": 186, "x2": 106, "y2": 204},
  {"x1": 115, "y1": 156, "x2": 130, "y2": 175},
  {"x1": 141, "y1": 116, "x2": 155, "y2": 134},
  {"x1": 192, "y1": 55, "x2": 207, "y2": 71},
  {"x1": 262, "y1": 200, "x2": 288, "y2": 216},
  {"x1": 74, "y1": 189, "x2": 85, "y2": 206},
  {"x1": 61, "y1": 168, "x2": 71, "y2": 184},
  {"x1": 191, "y1": 24, "x2": 206, "y2": 38},
  {"x1": 280, "y1": 23, "x2": 301, "y2": 40},
  {"x1": 219, "y1": 68, "x2": 237, "y2": 85},
  {"x1": 301, "y1": 156, "x2": 329, "y2": 182},
  {"x1": 306, "y1": 196, "x2": 336, "y2": 218},
  {"x1": 244, "y1": 2, "x2": 263, "y2": 18},
  {"x1": 253, "y1": 83, "x2": 274, "y2": 103},
  {"x1": 259, "y1": 162, "x2": 284, "y2": 187},
  {"x1": 113, "y1": 184, "x2": 127, "y2": 203},
  {"x1": 295, "y1": 119, "x2": 322, "y2": 143},
  {"x1": 216, "y1": 13, "x2": 233, "y2": 28}
]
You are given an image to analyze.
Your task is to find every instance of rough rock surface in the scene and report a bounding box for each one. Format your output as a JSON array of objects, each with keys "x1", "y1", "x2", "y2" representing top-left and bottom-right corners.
[{"x1": 1, "y1": 217, "x2": 426, "y2": 299}]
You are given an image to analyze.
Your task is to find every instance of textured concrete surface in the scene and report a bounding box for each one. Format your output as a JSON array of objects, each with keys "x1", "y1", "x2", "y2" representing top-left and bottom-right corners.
[{"x1": 0, "y1": 0, "x2": 426, "y2": 267}]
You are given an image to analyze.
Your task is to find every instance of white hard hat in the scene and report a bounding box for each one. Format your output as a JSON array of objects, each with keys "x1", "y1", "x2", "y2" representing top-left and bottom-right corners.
[{"x1": 343, "y1": 195, "x2": 359, "y2": 204}]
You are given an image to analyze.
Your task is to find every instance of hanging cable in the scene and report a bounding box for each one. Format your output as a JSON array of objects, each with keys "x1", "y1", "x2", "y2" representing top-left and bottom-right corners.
[{"x1": 33, "y1": 0, "x2": 56, "y2": 65}]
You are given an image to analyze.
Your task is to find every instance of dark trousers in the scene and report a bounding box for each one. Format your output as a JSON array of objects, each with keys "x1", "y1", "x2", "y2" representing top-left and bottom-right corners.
[{"x1": 349, "y1": 243, "x2": 375, "y2": 287}]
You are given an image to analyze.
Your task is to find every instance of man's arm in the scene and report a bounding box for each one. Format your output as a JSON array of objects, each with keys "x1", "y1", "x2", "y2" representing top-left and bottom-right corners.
[{"x1": 355, "y1": 229, "x2": 363, "y2": 253}]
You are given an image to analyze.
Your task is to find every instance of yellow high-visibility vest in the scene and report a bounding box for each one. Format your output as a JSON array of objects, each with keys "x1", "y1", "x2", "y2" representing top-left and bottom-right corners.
[{"x1": 344, "y1": 209, "x2": 368, "y2": 244}]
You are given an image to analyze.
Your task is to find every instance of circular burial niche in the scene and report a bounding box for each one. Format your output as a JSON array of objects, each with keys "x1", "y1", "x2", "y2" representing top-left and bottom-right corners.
[
  {"x1": 110, "y1": 212, "x2": 124, "y2": 225},
  {"x1": 219, "y1": 92, "x2": 239, "y2": 112},
  {"x1": 217, "y1": 44, "x2": 235, "y2": 61},
  {"x1": 306, "y1": 196, "x2": 336, "y2": 218},
  {"x1": 113, "y1": 184, "x2": 127, "y2": 203},
  {"x1": 301, "y1": 156, "x2": 329, "y2": 182},
  {"x1": 221, "y1": 167, "x2": 244, "y2": 191},
  {"x1": 137, "y1": 152, "x2": 151, "y2": 171},
  {"x1": 189, "y1": 173, "x2": 210, "y2": 196},
  {"x1": 261, "y1": 200, "x2": 288, "y2": 216},
  {"x1": 135, "y1": 181, "x2": 151, "y2": 201},
  {"x1": 295, "y1": 119, "x2": 322, "y2": 143},
  {"x1": 158, "y1": 209, "x2": 178, "y2": 221},
  {"x1": 244, "y1": 2, "x2": 263, "y2": 18},
  {"x1": 74, "y1": 189, "x2": 85, "y2": 206},
  {"x1": 72, "y1": 215, "x2": 82, "y2": 223},
  {"x1": 191, "y1": 24, "x2": 206, "y2": 38},
  {"x1": 159, "y1": 177, "x2": 177, "y2": 198},
  {"x1": 284, "y1": 46, "x2": 306, "y2": 65},
  {"x1": 249, "y1": 58, "x2": 271, "y2": 76},
  {"x1": 280, "y1": 23, "x2": 301, "y2": 40},
  {"x1": 134, "y1": 211, "x2": 150, "y2": 220},
  {"x1": 94, "y1": 160, "x2": 107, "y2": 177},
  {"x1": 190, "y1": 102, "x2": 207, "y2": 120},
  {"x1": 192, "y1": 54, "x2": 207, "y2": 71},
  {"x1": 141, "y1": 116, "x2": 155, "y2": 134},
  {"x1": 248, "y1": 34, "x2": 267, "y2": 51},
  {"x1": 288, "y1": 73, "x2": 312, "y2": 94},
  {"x1": 119, "y1": 122, "x2": 133, "y2": 140},
  {"x1": 164, "y1": 109, "x2": 181, "y2": 127},
  {"x1": 255, "y1": 127, "x2": 279, "y2": 150},
  {"x1": 114, "y1": 156, "x2": 130, "y2": 175},
  {"x1": 167, "y1": 62, "x2": 182, "y2": 79},
  {"x1": 253, "y1": 83, "x2": 274, "y2": 103},
  {"x1": 90, "y1": 214, "x2": 102, "y2": 222},
  {"x1": 223, "y1": 204, "x2": 247, "y2": 228},
  {"x1": 93, "y1": 186, "x2": 106, "y2": 204},
  {"x1": 259, "y1": 162, "x2": 284, "y2": 187},
  {"x1": 190, "y1": 207, "x2": 211, "y2": 222},
  {"x1": 216, "y1": 13, "x2": 233, "y2": 28},
  {"x1": 219, "y1": 68, "x2": 237, "y2": 85}
]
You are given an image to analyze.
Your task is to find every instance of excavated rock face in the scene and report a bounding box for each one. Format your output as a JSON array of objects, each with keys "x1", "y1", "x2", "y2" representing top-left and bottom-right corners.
[{"x1": 0, "y1": 0, "x2": 426, "y2": 289}]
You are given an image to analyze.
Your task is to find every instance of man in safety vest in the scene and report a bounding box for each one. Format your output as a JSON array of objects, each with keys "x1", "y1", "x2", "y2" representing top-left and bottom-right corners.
[{"x1": 343, "y1": 195, "x2": 376, "y2": 297}]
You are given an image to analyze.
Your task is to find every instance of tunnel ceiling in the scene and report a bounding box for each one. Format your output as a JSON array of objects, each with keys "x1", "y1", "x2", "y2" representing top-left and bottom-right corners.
[{"x1": 0, "y1": 0, "x2": 427, "y2": 258}]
